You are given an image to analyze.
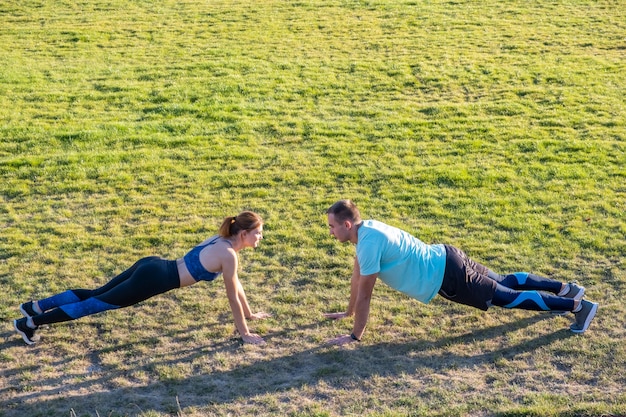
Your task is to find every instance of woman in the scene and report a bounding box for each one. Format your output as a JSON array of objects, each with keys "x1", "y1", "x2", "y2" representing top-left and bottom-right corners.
[{"x1": 14, "y1": 211, "x2": 272, "y2": 345}]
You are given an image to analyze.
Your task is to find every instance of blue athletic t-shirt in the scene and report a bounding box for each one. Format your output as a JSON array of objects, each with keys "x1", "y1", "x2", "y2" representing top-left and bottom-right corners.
[{"x1": 356, "y1": 220, "x2": 447, "y2": 304}]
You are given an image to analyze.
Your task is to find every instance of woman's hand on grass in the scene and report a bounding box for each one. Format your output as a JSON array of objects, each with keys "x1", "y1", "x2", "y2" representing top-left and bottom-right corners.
[
  {"x1": 242, "y1": 332, "x2": 266, "y2": 345},
  {"x1": 248, "y1": 311, "x2": 272, "y2": 320},
  {"x1": 323, "y1": 311, "x2": 349, "y2": 320},
  {"x1": 326, "y1": 334, "x2": 357, "y2": 346}
]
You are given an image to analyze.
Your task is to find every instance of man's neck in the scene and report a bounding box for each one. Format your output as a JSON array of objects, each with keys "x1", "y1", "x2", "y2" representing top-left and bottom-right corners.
[{"x1": 351, "y1": 221, "x2": 363, "y2": 244}]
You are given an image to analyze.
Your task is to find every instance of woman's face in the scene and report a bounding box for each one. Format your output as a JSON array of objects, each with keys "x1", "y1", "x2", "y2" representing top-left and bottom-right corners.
[{"x1": 243, "y1": 225, "x2": 264, "y2": 248}]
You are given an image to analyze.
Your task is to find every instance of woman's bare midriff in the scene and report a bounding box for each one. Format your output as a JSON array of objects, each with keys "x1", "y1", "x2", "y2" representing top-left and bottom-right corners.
[{"x1": 176, "y1": 258, "x2": 198, "y2": 287}]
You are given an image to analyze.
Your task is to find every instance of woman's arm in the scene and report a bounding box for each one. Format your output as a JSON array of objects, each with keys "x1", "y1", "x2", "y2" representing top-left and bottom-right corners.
[
  {"x1": 236, "y1": 279, "x2": 272, "y2": 320},
  {"x1": 235, "y1": 278, "x2": 253, "y2": 319},
  {"x1": 221, "y1": 250, "x2": 265, "y2": 344}
]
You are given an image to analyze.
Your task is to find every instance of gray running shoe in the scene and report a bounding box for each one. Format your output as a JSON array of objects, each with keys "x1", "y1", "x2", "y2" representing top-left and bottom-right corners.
[
  {"x1": 14, "y1": 318, "x2": 38, "y2": 345},
  {"x1": 20, "y1": 301, "x2": 40, "y2": 318},
  {"x1": 563, "y1": 283, "x2": 585, "y2": 301},
  {"x1": 570, "y1": 300, "x2": 598, "y2": 334},
  {"x1": 552, "y1": 282, "x2": 585, "y2": 315}
]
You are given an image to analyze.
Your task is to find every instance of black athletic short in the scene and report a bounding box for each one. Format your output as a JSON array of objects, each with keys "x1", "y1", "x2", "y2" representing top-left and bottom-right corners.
[{"x1": 438, "y1": 245, "x2": 497, "y2": 311}]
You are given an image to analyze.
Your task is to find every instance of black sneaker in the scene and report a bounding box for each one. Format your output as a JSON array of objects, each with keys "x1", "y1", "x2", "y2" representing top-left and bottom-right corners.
[
  {"x1": 20, "y1": 301, "x2": 40, "y2": 318},
  {"x1": 14, "y1": 318, "x2": 38, "y2": 345},
  {"x1": 570, "y1": 300, "x2": 598, "y2": 334},
  {"x1": 552, "y1": 282, "x2": 585, "y2": 315}
]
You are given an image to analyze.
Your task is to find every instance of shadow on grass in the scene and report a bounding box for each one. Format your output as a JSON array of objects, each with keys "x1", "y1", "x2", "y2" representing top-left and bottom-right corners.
[{"x1": 0, "y1": 314, "x2": 575, "y2": 416}]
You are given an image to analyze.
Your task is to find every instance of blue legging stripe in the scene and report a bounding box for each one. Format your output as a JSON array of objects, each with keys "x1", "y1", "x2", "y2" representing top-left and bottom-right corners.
[
  {"x1": 59, "y1": 297, "x2": 120, "y2": 319},
  {"x1": 511, "y1": 272, "x2": 528, "y2": 285},
  {"x1": 38, "y1": 290, "x2": 81, "y2": 312},
  {"x1": 502, "y1": 291, "x2": 550, "y2": 310},
  {"x1": 487, "y1": 271, "x2": 562, "y2": 294}
]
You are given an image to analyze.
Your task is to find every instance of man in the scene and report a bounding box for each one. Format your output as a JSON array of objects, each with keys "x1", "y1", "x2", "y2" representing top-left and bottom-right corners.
[{"x1": 324, "y1": 200, "x2": 598, "y2": 345}]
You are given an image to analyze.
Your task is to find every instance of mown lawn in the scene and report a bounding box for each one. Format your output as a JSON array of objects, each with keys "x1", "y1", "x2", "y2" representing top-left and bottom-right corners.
[{"x1": 0, "y1": 1, "x2": 624, "y2": 416}]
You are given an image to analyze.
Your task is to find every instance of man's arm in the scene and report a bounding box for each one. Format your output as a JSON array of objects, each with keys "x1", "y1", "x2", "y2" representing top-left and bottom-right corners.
[
  {"x1": 324, "y1": 257, "x2": 361, "y2": 319},
  {"x1": 350, "y1": 272, "x2": 378, "y2": 340},
  {"x1": 346, "y1": 257, "x2": 361, "y2": 316},
  {"x1": 326, "y1": 271, "x2": 378, "y2": 345}
]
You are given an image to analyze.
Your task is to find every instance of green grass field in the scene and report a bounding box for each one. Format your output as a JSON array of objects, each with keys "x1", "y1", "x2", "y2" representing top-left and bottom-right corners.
[{"x1": 1, "y1": 0, "x2": 625, "y2": 416}]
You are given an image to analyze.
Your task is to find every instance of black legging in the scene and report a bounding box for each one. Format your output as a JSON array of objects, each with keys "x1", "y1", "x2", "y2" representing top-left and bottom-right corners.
[{"x1": 33, "y1": 257, "x2": 180, "y2": 326}]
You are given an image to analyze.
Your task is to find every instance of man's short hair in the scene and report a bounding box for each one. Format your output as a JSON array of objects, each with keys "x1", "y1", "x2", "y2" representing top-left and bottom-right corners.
[{"x1": 327, "y1": 199, "x2": 361, "y2": 223}]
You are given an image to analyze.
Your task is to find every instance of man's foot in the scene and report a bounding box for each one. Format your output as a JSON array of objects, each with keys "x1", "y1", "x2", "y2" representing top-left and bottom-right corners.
[
  {"x1": 552, "y1": 283, "x2": 585, "y2": 315},
  {"x1": 20, "y1": 301, "x2": 41, "y2": 318},
  {"x1": 14, "y1": 318, "x2": 38, "y2": 345},
  {"x1": 562, "y1": 283, "x2": 585, "y2": 300},
  {"x1": 570, "y1": 300, "x2": 598, "y2": 334}
]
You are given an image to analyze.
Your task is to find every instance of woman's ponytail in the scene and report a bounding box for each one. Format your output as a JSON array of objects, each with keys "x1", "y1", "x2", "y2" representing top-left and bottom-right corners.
[{"x1": 219, "y1": 211, "x2": 262, "y2": 237}]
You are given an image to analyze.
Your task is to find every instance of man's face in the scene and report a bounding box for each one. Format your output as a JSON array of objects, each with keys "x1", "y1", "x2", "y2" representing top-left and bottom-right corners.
[{"x1": 327, "y1": 213, "x2": 351, "y2": 243}]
